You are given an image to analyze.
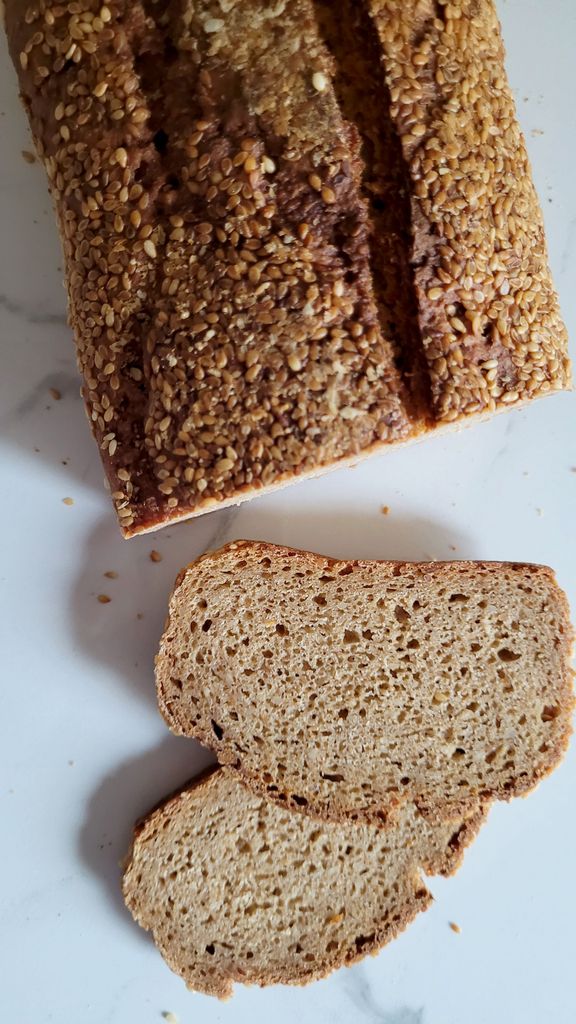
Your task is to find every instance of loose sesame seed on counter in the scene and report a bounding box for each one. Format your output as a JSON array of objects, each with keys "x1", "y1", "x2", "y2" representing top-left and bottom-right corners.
[{"x1": 3, "y1": 0, "x2": 570, "y2": 537}]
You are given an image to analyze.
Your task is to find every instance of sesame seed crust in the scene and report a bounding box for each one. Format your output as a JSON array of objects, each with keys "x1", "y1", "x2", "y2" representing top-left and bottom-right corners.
[
  {"x1": 368, "y1": 0, "x2": 571, "y2": 420},
  {"x1": 5, "y1": 0, "x2": 570, "y2": 535}
]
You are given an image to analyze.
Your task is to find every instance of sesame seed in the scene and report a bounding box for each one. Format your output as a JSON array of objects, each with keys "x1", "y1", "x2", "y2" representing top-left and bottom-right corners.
[
  {"x1": 143, "y1": 239, "x2": 157, "y2": 259},
  {"x1": 204, "y1": 17, "x2": 224, "y2": 32},
  {"x1": 114, "y1": 147, "x2": 128, "y2": 168},
  {"x1": 312, "y1": 71, "x2": 327, "y2": 92},
  {"x1": 150, "y1": 550, "x2": 162, "y2": 562},
  {"x1": 62, "y1": 497, "x2": 74, "y2": 506},
  {"x1": 49, "y1": 387, "x2": 62, "y2": 401},
  {"x1": 97, "y1": 594, "x2": 111, "y2": 604},
  {"x1": 104, "y1": 570, "x2": 118, "y2": 579},
  {"x1": 287, "y1": 354, "x2": 302, "y2": 372},
  {"x1": 321, "y1": 186, "x2": 336, "y2": 204},
  {"x1": 308, "y1": 173, "x2": 322, "y2": 191}
]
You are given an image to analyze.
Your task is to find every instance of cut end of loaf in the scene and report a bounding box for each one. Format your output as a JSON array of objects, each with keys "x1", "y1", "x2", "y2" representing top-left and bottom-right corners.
[
  {"x1": 122, "y1": 767, "x2": 487, "y2": 997},
  {"x1": 157, "y1": 542, "x2": 574, "y2": 825}
]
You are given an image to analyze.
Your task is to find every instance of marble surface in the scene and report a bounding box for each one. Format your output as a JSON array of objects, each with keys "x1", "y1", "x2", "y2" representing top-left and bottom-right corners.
[{"x1": 1, "y1": 3, "x2": 575, "y2": 1022}]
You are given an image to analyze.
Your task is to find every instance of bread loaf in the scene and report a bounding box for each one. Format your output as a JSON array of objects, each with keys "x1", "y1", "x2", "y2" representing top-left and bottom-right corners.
[
  {"x1": 5, "y1": 1, "x2": 570, "y2": 535},
  {"x1": 157, "y1": 541, "x2": 574, "y2": 825},
  {"x1": 122, "y1": 766, "x2": 487, "y2": 997}
]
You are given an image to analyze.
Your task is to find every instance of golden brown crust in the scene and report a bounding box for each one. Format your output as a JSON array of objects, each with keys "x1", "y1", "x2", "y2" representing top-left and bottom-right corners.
[
  {"x1": 5, "y1": 0, "x2": 570, "y2": 535},
  {"x1": 157, "y1": 541, "x2": 575, "y2": 827}
]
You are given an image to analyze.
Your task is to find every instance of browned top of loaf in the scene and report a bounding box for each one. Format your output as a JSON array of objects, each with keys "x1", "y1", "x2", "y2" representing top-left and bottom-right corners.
[{"x1": 5, "y1": 0, "x2": 570, "y2": 535}]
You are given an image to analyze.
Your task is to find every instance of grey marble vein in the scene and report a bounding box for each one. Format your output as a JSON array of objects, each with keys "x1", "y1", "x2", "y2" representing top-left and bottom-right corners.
[
  {"x1": 339, "y1": 963, "x2": 425, "y2": 1023},
  {"x1": 0, "y1": 290, "x2": 68, "y2": 327}
]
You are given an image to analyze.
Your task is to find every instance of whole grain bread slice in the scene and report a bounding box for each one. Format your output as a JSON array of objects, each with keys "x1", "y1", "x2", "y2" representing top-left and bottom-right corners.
[
  {"x1": 122, "y1": 766, "x2": 486, "y2": 998},
  {"x1": 157, "y1": 541, "x2": 574, "y2": 826}
]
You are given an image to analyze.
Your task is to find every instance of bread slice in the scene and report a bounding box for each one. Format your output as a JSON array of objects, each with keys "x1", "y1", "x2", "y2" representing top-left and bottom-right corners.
[
  {"x1": 157, "y1": 542, "x2": 574, "y2": 825},
  {"x1": 122, "y1": 766, "x2": 487, "y2": 997}
]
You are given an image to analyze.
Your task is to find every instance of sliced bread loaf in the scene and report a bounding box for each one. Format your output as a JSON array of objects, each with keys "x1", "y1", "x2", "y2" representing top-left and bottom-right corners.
[
  {"x1": 156, "y1": 541, "x2": 574, "y2": 825},
  {"x1": 122, "y1": 767, "x2": 486, "y2": 997}
]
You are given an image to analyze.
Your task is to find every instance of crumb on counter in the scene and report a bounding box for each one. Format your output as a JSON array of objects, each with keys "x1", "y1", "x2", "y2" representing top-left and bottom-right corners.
[
  {"x1": 449, "y1": 921, "x2": 461, "y2": 934},
  {"x1": 137, "y1": 612, "x2": 144, "y2": 620},
  {"x1": 150, "y1": 549, "x2": 163, "y2": 563},
  {"x1": 49, "y1": 387, "x2": 62, "y2": 401},
  {"x1": 381, "y1": 505, "x2": 390, "y2": 515},
  {"x1": 97, "y1": 594, "x2": 111, "y2": 604},
  {"x1": 21, "y1": 149, "x2": 36, "y2": 163},
  {"x1": 62, "y1": 497, "x2": 74, "y2": 506},
  {"x1": 104, "y1": 570, "x2": 118, "y2": 579},
  {"x1": 162, "y1": 1013, "x2": 179, "y2": 1024}
]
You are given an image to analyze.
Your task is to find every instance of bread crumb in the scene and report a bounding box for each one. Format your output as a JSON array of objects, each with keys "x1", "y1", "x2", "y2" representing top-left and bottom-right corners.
[
  {"x1": 381, "y1": 505, "x2": 390, "y2": 515},
  {"x1": 68, "y1": 760, "x2": 74, "y2": 767},
  {"x1": 536, "y1": 507, "x2": 544, "y2": 517},
  {"x1": 97, "y1": 594, "x2": 111, "y2": 604},
  {"x1": 449, "y1": 544, "x2": 457, "y2": 551},
  {"x1": 104, "y1": 570, "x2": 118, "y2": 579},
  {"x1": 150, "y1": 549, "x2": 163, "y2": 563},
  {"x1": 530, "y1": 128, "x2": 544, "y2": 136},
  {"x1": 570, "y1": 467, "x2": 576, "y2": 473},
  {"x1": 21, "y1": 149, "x2": 36, "y2": 164},
  {"x1": 449, "y1": 921, "x2": 461, "y2": 934},
  {"x1": 137, "y1": 612, "x2": 144, "y2": 620},
  {"x1": 49, "y1": 387, "x2": 62, "y2": 400},
  {"x1": 162, "y1": 1014, "x2": 179, "y2": 1024},
  {"x1": 62, "y1": 497, "x2": 74, "y2": 506}
]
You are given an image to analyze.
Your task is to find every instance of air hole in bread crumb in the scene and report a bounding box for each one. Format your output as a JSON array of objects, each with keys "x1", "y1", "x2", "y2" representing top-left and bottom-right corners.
[
  {"x1": 354, "y1": 932, "x2": 375, "y2": 952},
  {"x1": 338, "y1": 708, "x2": 349, "y2": 720},
  {"x1": 211, "y1": 720, "x2": 224, "y2": 740},
  {"x1": 449, "y1": 593, "x2": 469, "y2": 603},
  {"x1": 498, "y1": 647, "x2": 520, "y2": 662},
  {"x1": 205, "y1": 943, "x2": 215, "y2": 955},
  {"x1": 275, "y1": 623, "x2": 288, "y2": 636},
  {"x1": 320, "y1": 772, "x2": 345, "y2": 783},
  {"x1": 202, "y1": 619, "x2": 212, "y2": 632},
  {"x1": 293, "y1": 794, "x2": 308, "y2": 806},
  {"x1": 343, "y1": 629, "x2": 360, "y2": 643},
  {"x1": 541, "y1": 705, "x2": 560, "y2": 722},
  {"x1": 314, "y1": 594, "x2": 327, "y2": 606},
  {"x1": 395, "y1": 605, "x2": 410, "y2": 623}
]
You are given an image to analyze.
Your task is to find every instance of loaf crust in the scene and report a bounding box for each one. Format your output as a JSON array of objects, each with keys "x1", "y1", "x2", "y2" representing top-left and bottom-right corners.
[
  {"x1": 122, "y1": 765, "x2": 488, "y2": 997},
  {"x1": 157, "y1": 541, "x2": 575, "y2": 827},
  {"x1": 5, "y1": 1, "x2": 570, "y2": 535}
]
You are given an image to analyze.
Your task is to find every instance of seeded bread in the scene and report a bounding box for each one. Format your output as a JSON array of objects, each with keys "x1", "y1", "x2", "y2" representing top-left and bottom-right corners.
[
  {"x1": 122, "y1": 766, "x2": 487, "y2": 997},
  {"x1": 5, "y1": 1, "x2": 570, "y2": 535},
  {"x1": 157, "y1": 541, "x2": 574, "y2": 826}
]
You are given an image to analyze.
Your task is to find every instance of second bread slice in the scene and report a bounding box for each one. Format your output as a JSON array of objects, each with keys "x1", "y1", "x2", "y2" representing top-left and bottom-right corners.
[
  {"x1": 123, "y1": 767, "x2": 486, "y2": 997},
  {"x1": 157, "y1": 541, "x2": 574, "y2": 825}
]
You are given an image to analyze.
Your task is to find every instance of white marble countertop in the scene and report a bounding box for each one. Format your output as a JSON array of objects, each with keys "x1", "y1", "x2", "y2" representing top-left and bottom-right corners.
[{"x1": 1, "y1": 3, "x2": 575, "y2": 1022}]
